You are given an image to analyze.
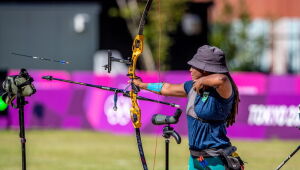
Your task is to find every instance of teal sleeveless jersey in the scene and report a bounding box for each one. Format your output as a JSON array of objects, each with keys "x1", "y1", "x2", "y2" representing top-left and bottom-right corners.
[{"x1": 184, "y1": 80, "x2": 234, "y2": 150}]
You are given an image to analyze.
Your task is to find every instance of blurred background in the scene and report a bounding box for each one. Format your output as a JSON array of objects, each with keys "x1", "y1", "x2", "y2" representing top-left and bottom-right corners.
[{"x1": 0, "y1": 0, "x2": 299, "y2": 169}]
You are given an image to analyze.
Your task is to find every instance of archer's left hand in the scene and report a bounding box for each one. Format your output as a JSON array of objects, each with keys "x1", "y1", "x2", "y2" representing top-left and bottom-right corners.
[{"x1": 131, "y1": 77, "x2": 146, "y2": 89}]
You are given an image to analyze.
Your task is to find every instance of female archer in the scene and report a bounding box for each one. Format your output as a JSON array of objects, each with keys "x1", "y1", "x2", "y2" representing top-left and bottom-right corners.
[{"x1": 133, "y1": 45, "x2": 244, "y2": 170}]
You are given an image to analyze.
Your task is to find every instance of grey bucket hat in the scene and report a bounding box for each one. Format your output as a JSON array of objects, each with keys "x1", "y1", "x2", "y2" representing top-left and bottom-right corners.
[{"x1": 187, "y1": 45, "x2": 229, "y2": 73}]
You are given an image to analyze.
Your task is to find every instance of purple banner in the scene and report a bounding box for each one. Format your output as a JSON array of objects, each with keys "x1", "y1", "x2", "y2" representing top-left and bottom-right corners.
[{"x1": 0, "y1": 70, "x2": 299, "y2": 139}]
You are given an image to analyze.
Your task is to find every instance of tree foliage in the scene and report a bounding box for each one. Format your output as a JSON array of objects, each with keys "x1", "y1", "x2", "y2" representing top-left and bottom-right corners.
[
  {"x1": 111, "y1": 0, "x2": 188, "y2": 70},
  {"x1": 145, "y1": 0, "x2": 188, "y2": 70},
  {"x1": 209, "y1": 0, "x2": 266, "y2": 72}
]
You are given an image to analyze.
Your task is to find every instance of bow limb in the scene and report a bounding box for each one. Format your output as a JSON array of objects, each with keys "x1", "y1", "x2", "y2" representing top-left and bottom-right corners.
[
  {"x1": 115, "y1": 0, "x2": 155, "y2": 70},
  {"x1": 128, "y1": 0, "x2": 152, "y2": 130},
  {"x1": 128, "y1": 1, "x2": 153, "y2": 170},
  {"x1": 129, "y1": 19, "x2": 148, "y2": 170}
]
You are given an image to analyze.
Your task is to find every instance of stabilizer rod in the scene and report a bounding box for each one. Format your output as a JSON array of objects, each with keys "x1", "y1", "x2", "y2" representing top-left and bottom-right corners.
[{"x1": 42, "y1": 76, "x2": 180, "y2": 108}]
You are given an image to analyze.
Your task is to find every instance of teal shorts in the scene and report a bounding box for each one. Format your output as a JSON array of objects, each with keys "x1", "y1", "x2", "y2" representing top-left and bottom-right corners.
[{"x1": 188, "y1": 155, "x2": 225, "y2": 170}]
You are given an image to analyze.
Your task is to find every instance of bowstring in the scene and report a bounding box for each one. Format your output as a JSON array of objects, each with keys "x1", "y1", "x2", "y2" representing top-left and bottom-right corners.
[{"x1": 152, "y1": 0, "x2": 161, "y2": 169}]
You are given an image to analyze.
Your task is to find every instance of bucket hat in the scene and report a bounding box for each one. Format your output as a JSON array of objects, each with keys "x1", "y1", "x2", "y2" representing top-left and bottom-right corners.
[{"x1": 187, "y1": 45, "x2": 229, "y2": 73}]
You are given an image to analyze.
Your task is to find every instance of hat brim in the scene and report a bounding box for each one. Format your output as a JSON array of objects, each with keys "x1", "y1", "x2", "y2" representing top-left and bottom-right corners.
[{"x1": 187, "y1": 59, "x2": 229, "y2": 73}]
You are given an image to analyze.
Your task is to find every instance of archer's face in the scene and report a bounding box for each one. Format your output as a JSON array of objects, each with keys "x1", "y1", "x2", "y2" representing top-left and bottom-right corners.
[{"x1": 189, "y1": 67, "x2": 209, "y2": 80}]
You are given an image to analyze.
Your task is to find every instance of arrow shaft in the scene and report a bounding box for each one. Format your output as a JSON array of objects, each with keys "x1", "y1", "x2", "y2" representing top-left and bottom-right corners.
[{"x1": 11, "y1": 52, "x2": 71, "y2": 64}]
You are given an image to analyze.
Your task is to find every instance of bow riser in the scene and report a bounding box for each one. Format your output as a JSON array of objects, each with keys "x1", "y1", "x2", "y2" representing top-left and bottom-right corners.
[
  {"x1": 129, "y1": 35, "x2": 144, "y2": 129},
  {"x1": 128, "y1": 35, "x2": 144, "y2": 78},
  {"x1": 130, "y1": 92, "x2": 141, "y2": 128}
]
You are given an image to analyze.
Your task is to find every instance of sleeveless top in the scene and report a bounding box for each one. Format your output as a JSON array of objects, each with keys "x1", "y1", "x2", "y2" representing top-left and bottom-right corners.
[{"x1": 184, "y1": 80, "x2": 234, "y2": 151}]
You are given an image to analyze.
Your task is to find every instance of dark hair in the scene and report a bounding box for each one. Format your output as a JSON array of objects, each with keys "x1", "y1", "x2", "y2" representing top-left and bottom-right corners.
[{"x1": 225, "y1": 73, "x2": 240, "y2": 127}]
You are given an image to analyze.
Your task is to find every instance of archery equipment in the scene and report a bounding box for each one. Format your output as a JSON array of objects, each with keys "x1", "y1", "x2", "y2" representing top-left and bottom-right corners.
[
  {"x1": 42, "y1": 76, "x2": 180, "y2": 109},
  {"x1": 103, "y1": 49, "x2": 131, "y2": 73},
  {"x1": 275, "y1": 104, "x2": 300, "y2": 170},
  {"x1": 152, "y1": 108, "x2": 182, "y2": 170},
  {"x1": 152, "y1": 108, "x2": 182, "y2": 125},
  {"x1": 1, "y1": 68, "x2": 36, "y2": 170},
  {"x1": 275, "y1": 145, "x2": 300, "y2": 170},
  {"x1": 11, "y1": 52, "x2": 71, "y2": 64},
  {"x1": 2, "y1": 68, "x2": 36, "y2": 105},
  {"x1": 103, "y1": 1, "x2": 154, "y2": 169}
]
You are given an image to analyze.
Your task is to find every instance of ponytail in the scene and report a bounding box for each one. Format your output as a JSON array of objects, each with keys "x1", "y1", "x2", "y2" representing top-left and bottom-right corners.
[{"x1": 225, "y1": 73, "x2": 240, "y2": 127}]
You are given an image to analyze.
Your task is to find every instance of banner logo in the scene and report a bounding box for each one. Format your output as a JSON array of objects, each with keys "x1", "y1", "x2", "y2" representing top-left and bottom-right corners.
[
  {"x1": 248, "y1": 104, "x2": 300, "y2": 127},
  {"x1": 104, "y1": 95, "x2": 131, "y2": 126}
]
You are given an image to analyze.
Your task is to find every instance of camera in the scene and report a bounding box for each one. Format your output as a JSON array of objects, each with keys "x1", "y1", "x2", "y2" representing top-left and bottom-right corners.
[{"x1": 2, "y1": 68, "x2": 36, "y2": 104}]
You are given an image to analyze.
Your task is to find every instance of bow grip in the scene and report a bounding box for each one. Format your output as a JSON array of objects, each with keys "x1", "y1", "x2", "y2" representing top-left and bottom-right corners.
[{"x1": 131, "y1": 83, "x2": 140, "y2": 94}]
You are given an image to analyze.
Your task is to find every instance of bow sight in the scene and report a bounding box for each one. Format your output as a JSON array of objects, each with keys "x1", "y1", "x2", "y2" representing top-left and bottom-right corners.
[
  {"x1": 103, "y1": 49, "x2": 132, "y2": 73},
  {"x1": 103, "y1": 49, "x2": 141, "y2": 94}
]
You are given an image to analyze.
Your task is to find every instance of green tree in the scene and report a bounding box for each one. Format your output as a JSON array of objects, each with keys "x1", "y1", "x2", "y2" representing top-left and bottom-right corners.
[
  {"x1": 111, "y1": 0, "x2": 188, "y2": 71},
  {"x1": 209, "y1": 0, "x2": 266, "y2": 72},
  {"x1": 145, "y1": 0, "x2": 188, "y2": 70}
]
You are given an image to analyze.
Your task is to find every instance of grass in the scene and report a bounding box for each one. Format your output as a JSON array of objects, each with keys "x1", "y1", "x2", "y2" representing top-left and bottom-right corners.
[{"x1": 0, "y1": 130, "x2": 299, "y2": 170}]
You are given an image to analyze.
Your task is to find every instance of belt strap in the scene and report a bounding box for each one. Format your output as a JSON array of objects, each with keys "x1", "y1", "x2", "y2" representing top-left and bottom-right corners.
[
  {"x1": 190, "y1": 146, "x2": 237, "y2": 157},
  {"x1": 190, "y1": 149, "x2": 222, "y2": 157}
]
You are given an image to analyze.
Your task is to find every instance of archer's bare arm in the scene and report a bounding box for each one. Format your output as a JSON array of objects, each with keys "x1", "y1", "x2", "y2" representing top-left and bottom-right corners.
[{"x1": 193, "y1": 74, "x2": 232, "y2": 99}]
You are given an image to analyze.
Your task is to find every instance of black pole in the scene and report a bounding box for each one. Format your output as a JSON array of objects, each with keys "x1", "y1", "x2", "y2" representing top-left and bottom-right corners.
[
  {"x1": 165, "y1": 137, "x2": 170, "y2": 170},
  {"x1": 17, "y1": 94, "x2": 27, "y2": 170}
]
